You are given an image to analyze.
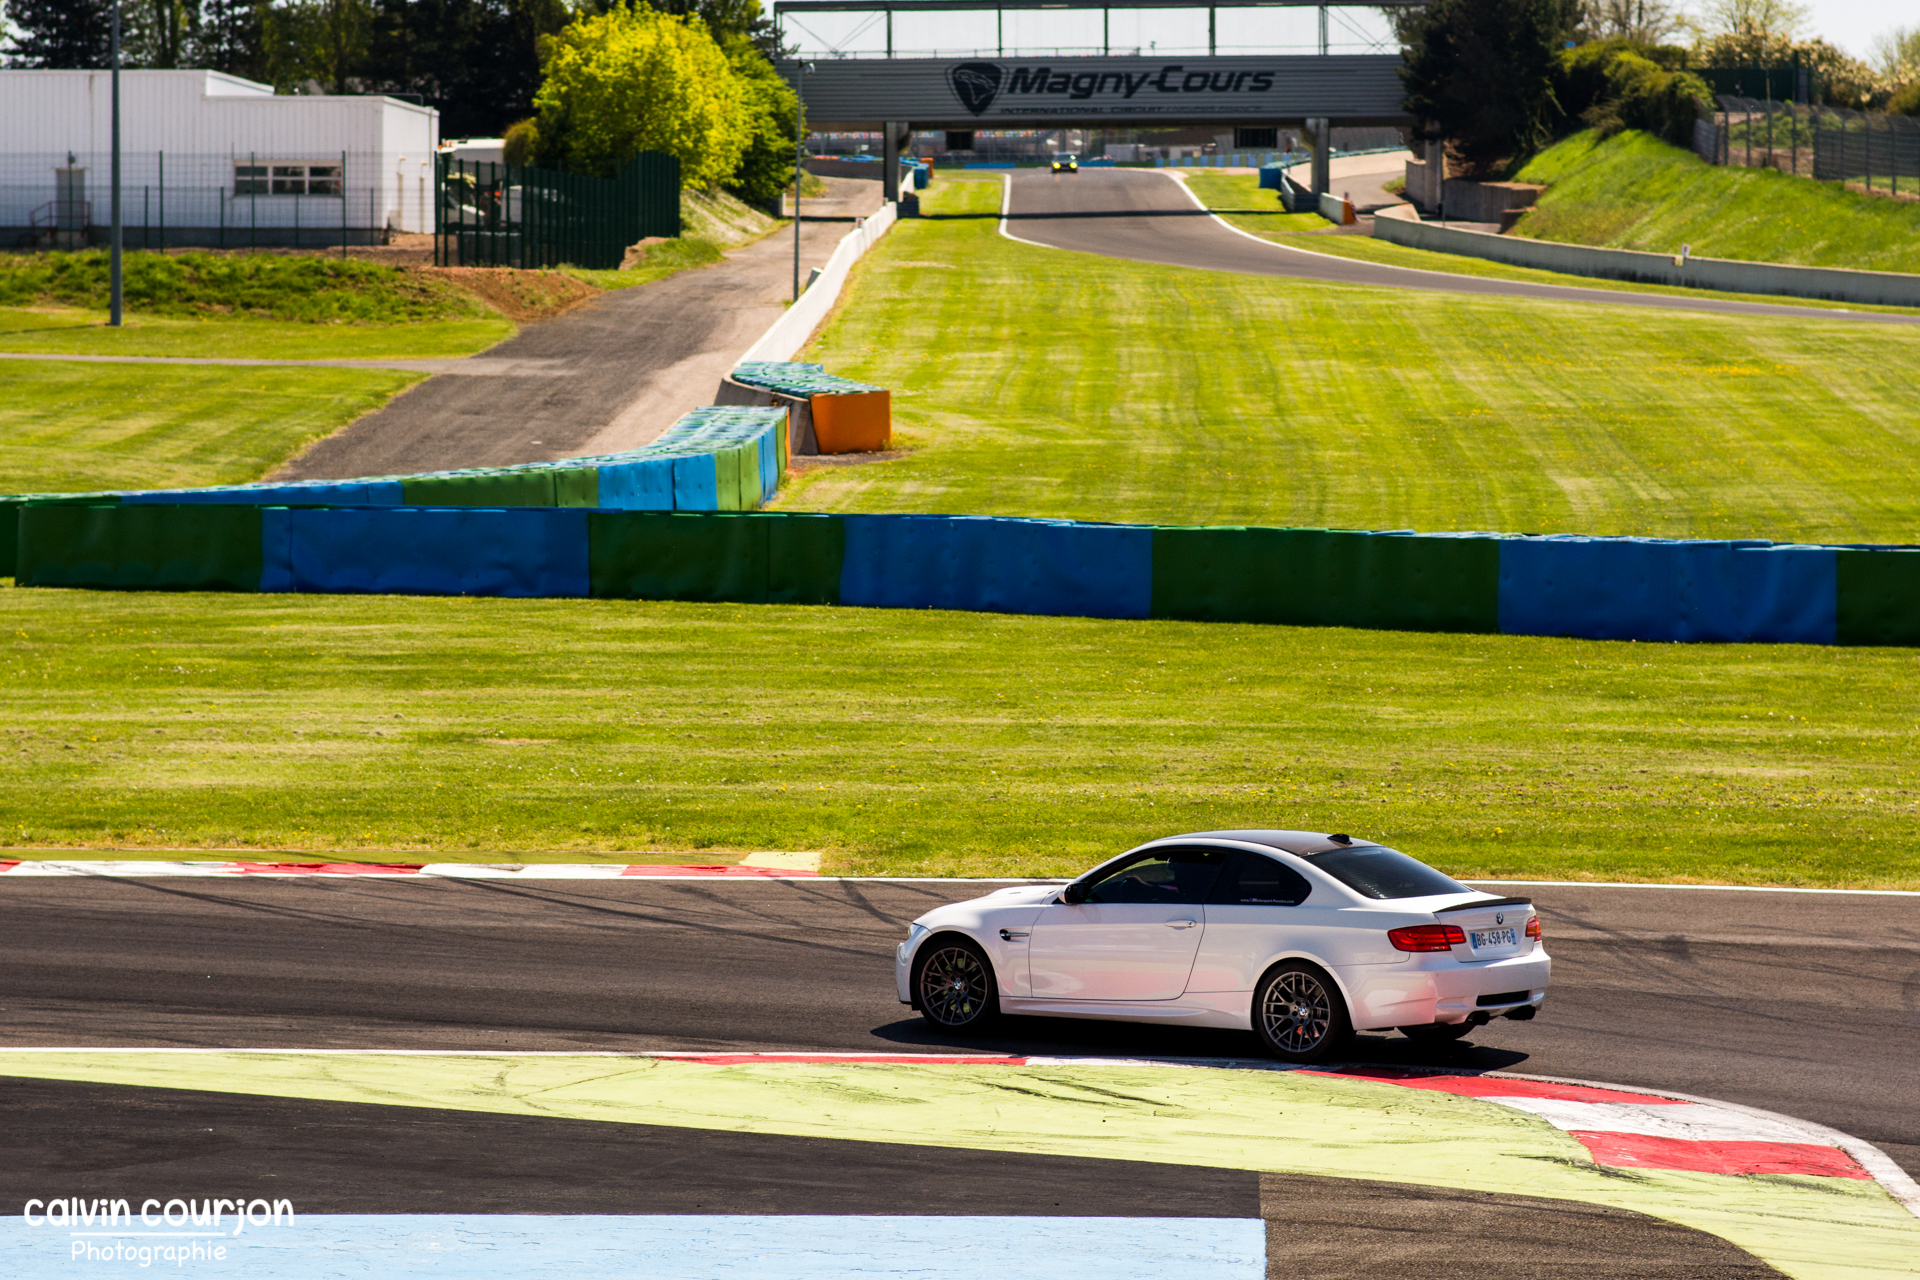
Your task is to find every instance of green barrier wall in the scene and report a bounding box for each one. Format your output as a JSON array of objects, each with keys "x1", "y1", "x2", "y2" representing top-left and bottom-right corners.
[
  {"x1": 588, "y1": 512, "x2": 770, "y2": 602},
  {"x1": 1151, "y1": 527, "x2": 1501, "y2": 633},
  {"x1": 400, "y1": 470, "x2": 559, "y2": 508},
  {"x1": 587, "y1": 512, "x2": 846, "y2": 605},
  {"x1": 1836, "y1": 548, "x2": 1920, "y2": 646},
  {"x1": 18, "y1": 503, "x2": 264, "y2": 591},
  {"x1": 767, "y1": 513, "x2": 845, "y2": 605},
  {"x1": 553, "y1": 467, "x2": 600, "y2": 508}
]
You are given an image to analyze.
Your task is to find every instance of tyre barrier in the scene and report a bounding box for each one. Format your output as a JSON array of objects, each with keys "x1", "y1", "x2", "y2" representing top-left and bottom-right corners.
[
  {"x1": 0, "y1": 406, "x2": 791, "y2": 569},
  {"x1": 728, "y1": 362, "x2": 892, "y2": 455},
  {"x1": 8, "y1": 507, "x2": 1918, "y2": 646}
]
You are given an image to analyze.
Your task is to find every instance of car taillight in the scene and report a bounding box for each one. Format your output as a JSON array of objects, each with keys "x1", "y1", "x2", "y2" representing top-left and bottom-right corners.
[
  {"x1": 1389, "y1": 924, "x2": 1466, "y2": 952},
  {"x1": 1526, "y1": 916, "x2": 1542, "y2": 940}
]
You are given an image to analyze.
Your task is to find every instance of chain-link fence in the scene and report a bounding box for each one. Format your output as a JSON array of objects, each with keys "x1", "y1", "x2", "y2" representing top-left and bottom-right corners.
[
  {"x1": 1696, "y1": 97, "x2": 1920, "y2": 197},
  {"x1": 435, "y1": 152, "x2": 681, "y2": 270},
  {"x1": 1, "y1": 151, "x2": 432, "y2": 251}
]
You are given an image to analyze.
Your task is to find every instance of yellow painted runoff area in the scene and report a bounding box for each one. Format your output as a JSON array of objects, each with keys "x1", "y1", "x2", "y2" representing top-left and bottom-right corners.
[{"x1": 1, "y1": 1052, "x2": 1912, "y2": 1280}]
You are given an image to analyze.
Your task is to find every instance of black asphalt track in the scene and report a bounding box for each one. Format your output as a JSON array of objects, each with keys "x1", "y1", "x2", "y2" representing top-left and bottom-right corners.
[
  {"x1": 1000, "y1": 169, "x2": 1920, "y2": 326},
  {"x1": 0, "y1": 1077, "x2": 1784, "y2": 1277},
  {"x1": 1, "y1": 878, "x2": 1914, "y2": 1181}
]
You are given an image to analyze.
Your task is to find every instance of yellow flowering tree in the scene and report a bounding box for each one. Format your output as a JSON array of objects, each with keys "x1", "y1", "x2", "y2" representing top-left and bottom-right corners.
[{"x1": 533, "y1": 3, "x2": 750, "y2": 187}]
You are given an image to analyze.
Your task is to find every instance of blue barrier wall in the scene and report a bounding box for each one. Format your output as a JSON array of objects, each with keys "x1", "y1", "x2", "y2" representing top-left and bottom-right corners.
[
  {"x1": 1497, "y1": 537, "x2": 1838, "y2": 644},
  {"x1": 840, "y1": 514, "x2": 1154, "y2": 619},
  {"x1": 262, "y1": 507, "x2": 591, "y2": 598}
]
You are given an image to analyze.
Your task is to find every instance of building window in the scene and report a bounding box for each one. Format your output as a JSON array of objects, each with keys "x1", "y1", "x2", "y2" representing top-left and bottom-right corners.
[{"x1": 234, "y1": 163, "x2": 343, "y2": 196}]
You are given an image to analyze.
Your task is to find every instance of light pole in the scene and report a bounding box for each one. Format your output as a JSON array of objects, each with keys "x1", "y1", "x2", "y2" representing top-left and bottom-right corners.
[
  {"x1": 792, "y1": 61, "x2": 814, "y2": 302},
  {"x1": 110, "y1": 0, "x2": 123, "y2": 326}
]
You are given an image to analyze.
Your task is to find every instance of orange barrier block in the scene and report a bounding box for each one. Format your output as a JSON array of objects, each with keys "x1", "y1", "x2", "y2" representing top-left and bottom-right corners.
[{"x1": 811, "y1": 390, "x2": 891, "y2": 454}]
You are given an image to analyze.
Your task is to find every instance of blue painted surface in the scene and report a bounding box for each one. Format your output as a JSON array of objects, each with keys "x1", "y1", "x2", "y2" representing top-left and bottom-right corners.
[
  {"x1": 261, "y1": 507, "x2": 590, "y2": 598},
  {"x1": 595, "y1": 456, "x2": 676, "y2": 511},
  {"x1": 1497, "y1": 536, "x2": 1837, "y2": 644},
  {"x1": 4, "y1": 1215, "x2": 1264, "y2": 1279},
  {"x1": 671, "y1": 453, "x2": 719, "y2": 512},
  {"x1": 841, "y1": 514, "x2": 1153, "y2": 619}
]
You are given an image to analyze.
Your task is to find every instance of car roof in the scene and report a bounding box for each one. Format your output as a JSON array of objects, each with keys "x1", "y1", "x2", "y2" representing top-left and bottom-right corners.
[{"x1": 1158, "y1": 829, "x2": 1384, "y2": 857}]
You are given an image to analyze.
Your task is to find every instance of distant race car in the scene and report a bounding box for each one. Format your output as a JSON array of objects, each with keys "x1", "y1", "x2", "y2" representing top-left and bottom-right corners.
[
  {"x1": 896, "y1": 830, "x2": 1548, "y2": 1062},
  {"x1": 1050, "y1": 154, "x2": 1079, "y2": 173}
]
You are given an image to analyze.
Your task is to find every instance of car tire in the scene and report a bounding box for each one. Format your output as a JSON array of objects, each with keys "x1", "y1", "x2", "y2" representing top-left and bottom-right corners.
[
  {"x1": 913, "y1": 936, "x2": 999, "y2": 1031},
  {"x1": 1253, "y1": 962, "x2": 1351, "y2": 1063},
  {"x1": 1398, "y1": 1021, "x2": 1475, "y2": 1042}
]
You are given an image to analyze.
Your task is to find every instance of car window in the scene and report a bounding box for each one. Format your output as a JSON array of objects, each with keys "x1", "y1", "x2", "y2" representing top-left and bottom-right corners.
[
  {"x1": 1208, "y1": 852, "x2": 1312, "y2": 906},
  {"x1": 1084, "y1": 847, "x2": 1225, "y2": 904},
  {"x1": 1302, "y1": 846, "x2": 1466, "y2": 900}
]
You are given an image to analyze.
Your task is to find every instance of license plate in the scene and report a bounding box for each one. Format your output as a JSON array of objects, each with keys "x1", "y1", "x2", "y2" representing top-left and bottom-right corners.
[{"x1": 1471, "y1": 928, "x2": 1517, "y2": 949}]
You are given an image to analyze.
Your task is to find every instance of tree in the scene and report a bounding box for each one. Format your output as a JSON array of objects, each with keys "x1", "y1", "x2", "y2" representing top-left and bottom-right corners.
[
  {"x1": 357, "y1": 0, "x2": 570, "y2": 139},
  {"x1": 719, "y1": 31, "x2": 795, "y2": 202},
  {"x1": 124, "y1": 0, "x2": 200, "y2": 68},
  {"x1": 1870, "y1": 25, "x2": 1919, "y2": 80},
  {"x1": 1696, "y1": 0, "x2": 1808, "y2": 41},
  {"x1": 1398, "y1": 0, "x2": 1581, "y2": 178},
  {"x1": 1582, "y1": 0, "x2": 1691, "y2": 47},
  {"x1": 4, "y1": 0, "x2": 114, "y2": 67},
  {"x1": 193, "y1": 0, "x2": 269, "y2": 80},
  {"x1": 532, "y1": 3, "x2": 750, "y2": 188}
]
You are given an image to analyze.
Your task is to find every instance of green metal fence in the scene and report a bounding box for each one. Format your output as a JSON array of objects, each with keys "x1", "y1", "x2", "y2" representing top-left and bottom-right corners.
[{"x1": 434, "y1": 152, "x2": 681, "y2": 270}]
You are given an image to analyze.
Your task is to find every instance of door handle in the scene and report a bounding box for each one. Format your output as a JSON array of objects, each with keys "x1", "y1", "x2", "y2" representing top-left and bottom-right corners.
[
  {"x1": 999, "y1": 929, "x2": 1029, "y2": 941},
  {"x1": 1163, "y1": 919, "x2": 1198, "y2": 929}
]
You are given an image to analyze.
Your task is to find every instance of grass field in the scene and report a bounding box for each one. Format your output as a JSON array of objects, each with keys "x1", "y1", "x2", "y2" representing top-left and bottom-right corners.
[
  {"x1": 778, "y1": 175, "x2": 1920, "y2": 545},
  {"x1": 1181, "y1": 172, "x2": 1917, "y2": 316},
  {"x1": 2, "y1": 588, "x2": 1912, "y2": 888},
  {"x1": 0, "y1": 361, "x2": 420, "y2": 494},
  {"x1": 0, "y1": 307, "x2": 513, "y2": 359},
  {"x1": 1513, "y1": 130, "x2": 1920, "y2": 275}
]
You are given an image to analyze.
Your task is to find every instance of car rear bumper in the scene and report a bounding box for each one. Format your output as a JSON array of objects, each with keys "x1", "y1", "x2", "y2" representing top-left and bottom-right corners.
[{"x1": 1337, "y1": 952, "x2": 1550, "y2": 1031}]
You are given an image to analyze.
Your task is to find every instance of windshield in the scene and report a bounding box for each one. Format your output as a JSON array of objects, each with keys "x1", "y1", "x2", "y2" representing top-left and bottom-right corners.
[{"x1": 1303, "y1": 845, "x2": 1467, "y2": 900}]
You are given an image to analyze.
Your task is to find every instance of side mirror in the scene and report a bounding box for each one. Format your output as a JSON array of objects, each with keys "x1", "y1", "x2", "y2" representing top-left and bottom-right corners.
[{"x1": 1062, "y1": 881, "x2": 1089, "y2": 905}]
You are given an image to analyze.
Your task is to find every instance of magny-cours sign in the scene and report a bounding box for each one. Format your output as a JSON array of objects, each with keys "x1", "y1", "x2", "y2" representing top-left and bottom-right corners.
[{"x1": 788, "y1": 55, "x2": 1407, "y2": 126}]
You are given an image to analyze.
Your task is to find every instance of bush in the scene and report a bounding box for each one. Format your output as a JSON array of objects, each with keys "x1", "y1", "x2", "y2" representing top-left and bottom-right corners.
[
  {"x1": 502, "y1": 118, "x2": 539, "y2": 167},
  {"x1": 1573, "y1": 47, "x2": 1713, "y2": 145},
  {"x1": 532, "y1": 3, "x2": 748, "y2": 188}
]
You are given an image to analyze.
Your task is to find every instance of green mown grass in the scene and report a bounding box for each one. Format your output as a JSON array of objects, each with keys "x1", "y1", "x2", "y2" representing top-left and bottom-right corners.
[
  {"x1": 1178, "y1": 172, "x2": 1327, "y2": 235},
  {"x1": 0, "y1": 361, "x2": 421, "y2": 494},
  {"x1": 1512, "y1": 130, "x2": 1920, "y2": 274},
  {"x1": 564, "y1": 237, "x2": 726, "y2": 290},
  {"x1": 0, "y1": 307, "x2": 513, "y2": 360},
  {"x1": 0, "y1": 590, "x2": 1912, "y2": 887},
  {"x1": 777, "y1": 176, "x2": 1920, "y2": 545}
]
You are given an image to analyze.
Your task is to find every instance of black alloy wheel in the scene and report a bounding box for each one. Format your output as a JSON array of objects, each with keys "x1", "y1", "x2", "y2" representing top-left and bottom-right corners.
[
  {"x1": 1253, "y1": 962, "x2": 1352, "y2": 1063},
  {"x1": 915, "y1": 939, "x2": 998, "y2": 1030}
]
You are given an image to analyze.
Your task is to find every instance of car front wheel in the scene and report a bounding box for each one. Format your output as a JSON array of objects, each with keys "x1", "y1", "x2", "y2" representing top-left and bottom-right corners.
[
  {"x1": 1253, "y1": 963, "x2": 1351, "y2": 1063},
  {"x1": 914, "y1": 937, "x2": 998, "y2": 1031}
]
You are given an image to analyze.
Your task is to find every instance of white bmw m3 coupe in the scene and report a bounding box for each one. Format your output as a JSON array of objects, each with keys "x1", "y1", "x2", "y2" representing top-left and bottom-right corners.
[{"x1": 895, "y1": 830, "x2": 1549, "y2": 1062}]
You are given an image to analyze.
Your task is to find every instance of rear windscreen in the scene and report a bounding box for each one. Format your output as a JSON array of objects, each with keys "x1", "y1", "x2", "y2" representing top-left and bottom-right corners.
[{"x1": 1303, "y1": 846, "x2": 1466, "y2": 900}]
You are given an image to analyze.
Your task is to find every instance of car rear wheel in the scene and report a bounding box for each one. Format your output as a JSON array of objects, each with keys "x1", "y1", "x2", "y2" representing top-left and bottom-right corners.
[
  {"x1": 1399, "y1": 1021, "x2": 1475, "y2": 1042},
  {"x1": 1253, "y1": 963, "x2": 1351, "y2": 1063},
  {"x1": 914, "y1": 937, "x2": 998, "y2": 1031}
]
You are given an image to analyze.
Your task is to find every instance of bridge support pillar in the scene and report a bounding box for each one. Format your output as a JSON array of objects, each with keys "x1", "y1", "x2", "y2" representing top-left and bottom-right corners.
[
  {"x1": 883, "y1": 121, "x2": 909, "y2": 202},
  {"x1": 1307, "y1": 117, "x2": 1331, "y2": 194}
]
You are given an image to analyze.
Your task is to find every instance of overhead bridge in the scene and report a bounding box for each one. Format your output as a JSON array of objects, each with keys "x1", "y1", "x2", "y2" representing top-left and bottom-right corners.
[{"x1": 776, "y1": 0, "x2": 1417, "y2": 197}]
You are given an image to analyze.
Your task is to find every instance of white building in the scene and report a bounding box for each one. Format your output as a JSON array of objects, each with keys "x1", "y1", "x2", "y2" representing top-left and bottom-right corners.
[{"x1": 0, "y1": 69, "x2": 438, "y2": 247}]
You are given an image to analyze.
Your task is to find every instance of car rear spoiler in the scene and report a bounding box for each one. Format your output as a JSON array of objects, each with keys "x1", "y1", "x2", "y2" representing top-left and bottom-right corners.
[{"x1": 1434, "y1": 896, "x2": 1532, "y2": 913}]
